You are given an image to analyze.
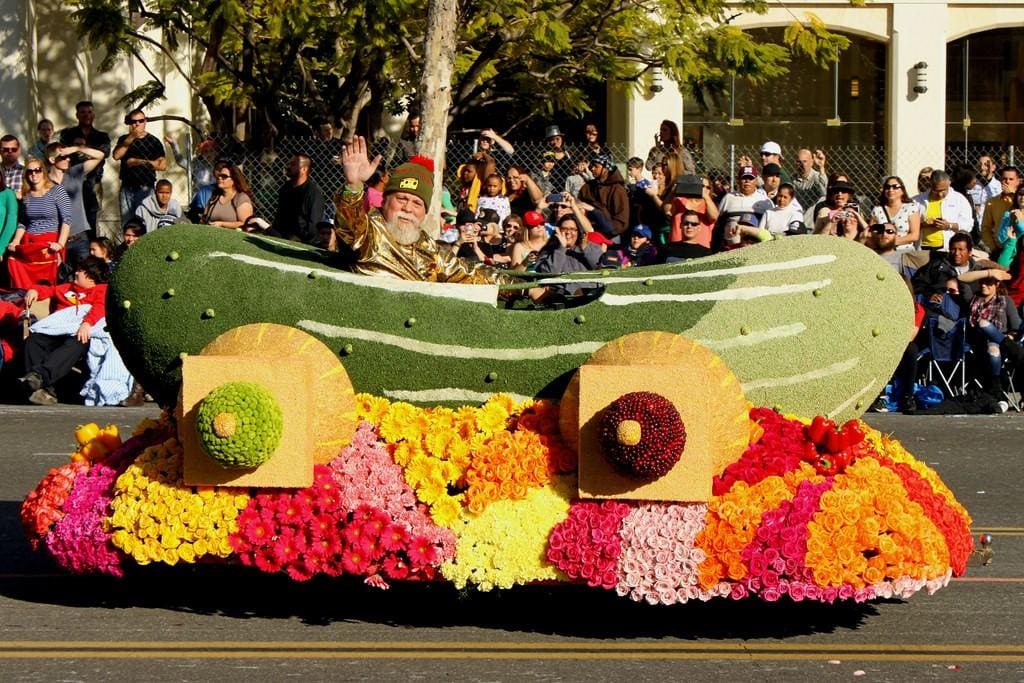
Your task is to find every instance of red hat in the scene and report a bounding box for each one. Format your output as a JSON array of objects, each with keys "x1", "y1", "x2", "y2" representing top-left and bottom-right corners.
[
  {"x1": 738, "y1": 165, "x2": 757, "y2": 179},
  {"x1": 586, "y1": 232, "x2": 614, "y2": 246},
  {"x1": 523, "y1": 210, "x2": 546, "y2": 227}
]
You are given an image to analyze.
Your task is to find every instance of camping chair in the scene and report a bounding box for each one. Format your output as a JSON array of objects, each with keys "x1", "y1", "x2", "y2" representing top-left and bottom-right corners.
[{"x1": 916, "y1": 317, "x2": 972, "y2": 398}]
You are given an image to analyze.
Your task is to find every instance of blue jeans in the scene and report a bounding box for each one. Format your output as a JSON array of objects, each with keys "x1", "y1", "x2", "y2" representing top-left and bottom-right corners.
[
  {"x1": 120, "y1": 186, "x2": 153, "y2": 228},
  {"x1": 973, "y1": 321, "x2": 1007, "y2": 377}
]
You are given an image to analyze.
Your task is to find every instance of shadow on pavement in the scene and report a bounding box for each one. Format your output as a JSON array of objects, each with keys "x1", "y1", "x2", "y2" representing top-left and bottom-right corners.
[{"x1": 2, "y1": 500, "x2": 878, "y2": 639}]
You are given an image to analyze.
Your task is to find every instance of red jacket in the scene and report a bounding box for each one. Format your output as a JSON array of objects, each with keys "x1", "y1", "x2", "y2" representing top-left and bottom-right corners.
[{"x1": 34, "y1": 282, "x2": 108, "y2": 327}]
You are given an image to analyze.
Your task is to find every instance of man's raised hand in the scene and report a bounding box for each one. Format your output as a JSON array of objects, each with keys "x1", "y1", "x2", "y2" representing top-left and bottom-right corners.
[{"x1": 341, "y1": 136, "x2": 382, "y2": 187}]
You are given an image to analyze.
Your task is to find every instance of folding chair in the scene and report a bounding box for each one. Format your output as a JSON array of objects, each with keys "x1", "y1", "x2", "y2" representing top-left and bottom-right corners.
[
  {"x1": 916, "y1": 317, "x2": 972, "y2": 398},
  {"x1": 1002, "y1": 361, "x2": 1021, "y2": 412}
]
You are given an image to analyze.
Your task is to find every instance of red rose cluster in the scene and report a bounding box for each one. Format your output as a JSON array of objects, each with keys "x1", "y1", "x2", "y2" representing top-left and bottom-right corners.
[{"x1": 597, "y1": 391, "x2": 686, "y2": 478}]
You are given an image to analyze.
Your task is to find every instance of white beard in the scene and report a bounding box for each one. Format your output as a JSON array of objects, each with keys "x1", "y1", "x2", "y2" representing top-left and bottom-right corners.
[{"x1": 385, "y1": 213, "x2": 423, "y2": 246}]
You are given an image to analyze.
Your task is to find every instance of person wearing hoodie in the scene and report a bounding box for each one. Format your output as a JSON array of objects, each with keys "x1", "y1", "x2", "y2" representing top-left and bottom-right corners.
[
  {"x1": 578, "y1": 152, "x2": 629, "y2": 238},
  {"x1": 134, "y1": 179, "x2": 182, "y2": 232}
]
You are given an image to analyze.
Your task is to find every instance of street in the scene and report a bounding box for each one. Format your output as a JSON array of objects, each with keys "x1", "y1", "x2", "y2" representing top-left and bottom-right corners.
[{"x1": 1, "y1": 405, "x2": 1022, "y2": 681}]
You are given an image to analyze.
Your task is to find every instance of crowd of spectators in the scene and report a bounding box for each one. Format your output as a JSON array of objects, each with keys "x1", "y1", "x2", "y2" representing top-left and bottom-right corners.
[{"x1": 2, "y1": 101, "x2": 1024, "y2": 411}]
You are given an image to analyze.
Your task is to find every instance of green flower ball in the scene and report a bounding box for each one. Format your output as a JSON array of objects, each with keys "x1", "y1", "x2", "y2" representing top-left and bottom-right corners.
[{"x1": 195, "y1": 381, "x2": 283, "y2": 469}]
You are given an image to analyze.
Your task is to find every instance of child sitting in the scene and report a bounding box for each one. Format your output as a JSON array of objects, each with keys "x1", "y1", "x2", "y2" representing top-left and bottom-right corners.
[
  {"x1": 475, "y1": 173, "x2": 511, "y2": 225},
  {"x1": 135, "y1": 179, "x2": 183, "y2": 232}
]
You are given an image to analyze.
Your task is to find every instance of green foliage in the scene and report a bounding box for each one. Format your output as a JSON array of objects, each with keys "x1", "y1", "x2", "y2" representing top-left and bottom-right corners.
[
  {"x1": 196, "y1": 381, "x2": 284, "y2": 469},
  {"x1": 67, "y1": 0, "x2": 858, "y2": 141}
]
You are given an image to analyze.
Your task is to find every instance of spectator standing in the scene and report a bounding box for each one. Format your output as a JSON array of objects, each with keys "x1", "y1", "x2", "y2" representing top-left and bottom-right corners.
[
  {"x1": 6, "y1": 159, "x2": 71, "y2": 288},
  {"x1": 503, "y1": 166, "x2": 541, "y2": 216},
  {"x1": 916, "y1": 167, "x2": 934, "y2": 194},
  {"x1": 582, "y1": 123, "x2": 609, "y2": 157},
  {"x1": 969, "y1": 155, "x2": 1002, "y2": 225},
  {"x1": 475, "y1": 129, "x2": 515, "y2": 176},
  {"x1": 757, "y1": 141, "x2": 792, "y2": 183},
  {"x1": 814, "y1": 179, "x2": 867, "y2": 241},
  {"x1": 791, "y1": 148, "x2": 827, "y2": 212},
  {"x1": 1, "y1": 135, "x2": 24, "y2": 199},
  {"x1": 59, "y1": 101, "x2": 111, "y2": 231},
  {"x1": 27, "y1": 120, "x2": 55, "y2": 161},
  {"x1": 202, "y1": 160, "x2": 254, "y2": 229},
  {"x1": 993, "y1": 185, "x2": 1024, "y2": 261},
  {"x1": 166, "y1": 135, "x2": 218, "y2": 214},
  {"x1": 578, "y1": 152, "x2": 629, "y2": 238},
  {"x1": 45, "y1": 142, "x2": 105, "y2": 267},
  {"x1": 0, "y1": 175, "x2": 18, "y2": 259},
  {"x1": 112, "y1": 109, "x2": 167, "y2": 224},
  {"x1": 398, "y1": 112, "x2": 422, "y2": 160},
  {"x1": 871, "y1": 175, "x2": 921, "y2": 251},
  {"x1": 543, "y1": 125, "x2": 574, "y2": 192},
  {"x1": 914, "y1": 169, "x2": 973, "y2": 252},
  {"x1": 564, "y1": 157, "x2": 592, "y2": 199},
  {"x1": 645, "y1": 120, "x2": 695, "y2": 175},
  {"x1": 980, "y1": 166, "x2": 1021, "y2": 257},
  {"x1": 134, "y1": 179, "x2": 183, "y2": 232},
  {"x1": 274, "y1": 154, "x2": 325, "y2": 242},
  {"x1": 534, "y1": 152, "x2": 558, "y2": 197}
]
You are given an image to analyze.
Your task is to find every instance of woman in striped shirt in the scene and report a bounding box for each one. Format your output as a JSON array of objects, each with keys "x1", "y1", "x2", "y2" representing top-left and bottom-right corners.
[{"x1": 5, "y1": 157, "x2": 71, "y2": 288}]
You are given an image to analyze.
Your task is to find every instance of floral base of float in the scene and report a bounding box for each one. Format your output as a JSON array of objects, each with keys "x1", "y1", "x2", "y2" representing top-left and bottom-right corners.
[{"x1": 23, "y1": 393, "x2": 974, "y2": 605}]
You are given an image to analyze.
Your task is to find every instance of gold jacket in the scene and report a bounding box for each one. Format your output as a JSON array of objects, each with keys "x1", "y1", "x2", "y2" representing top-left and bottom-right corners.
[{"x1": 334, "y1": 188, "x2": 511, "y2": 284}]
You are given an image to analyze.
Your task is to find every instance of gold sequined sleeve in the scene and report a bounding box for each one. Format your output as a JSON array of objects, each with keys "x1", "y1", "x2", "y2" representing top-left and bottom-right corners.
[{"x1": 333, "y1": 186, "x2": 368, "y2": 250}]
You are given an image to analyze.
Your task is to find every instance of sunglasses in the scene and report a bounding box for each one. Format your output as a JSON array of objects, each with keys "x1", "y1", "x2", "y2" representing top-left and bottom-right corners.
[
  {"x1": 870, "y1": 227, "x2": 897, "y2": 235},
  {"x1": 216, "y1": 173, "x2": 232, "y2": 179},
  {"x1": 56, "y1": 154, "x2": 72, "y2": 161},
  {"x1": 549, "y1": 203, "x2": 567, "y2": 209},
  {"x1": 884, "y1": 184, "x2": 902, "y2": 190},
  {"x1": 26, "y1": 168, "x2": 44, "y2": 175},
  {"x1": 1, "y1": 147, "x2": 18, "y2": 153},
  {"x1": 682, "y1": 221, "x2": 701, "y2": 227},
  {"x1": 129, "y1": 118, "x2": 147, "y2": 124},
  {"x1": 759, "y1": 152, "x2": 774, "y2": 157},
  {"x1": 946, "y1": 288, "x2": 960, "y2": 295}
]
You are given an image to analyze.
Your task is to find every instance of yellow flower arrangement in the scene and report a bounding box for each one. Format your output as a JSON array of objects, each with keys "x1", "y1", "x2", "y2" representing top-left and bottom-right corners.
[
  {"x1": 804, "y1": 457, "x2": 950, "y2": 588},
  {"x1": 106, "y1": 438, "x2": 249, "y2": 566},
  {"x1": 441, "y1": 475, "x2": 574, "y2": 590},
  {"x1": 357, "y1": 393, "x2": 570, "y2": 527}
]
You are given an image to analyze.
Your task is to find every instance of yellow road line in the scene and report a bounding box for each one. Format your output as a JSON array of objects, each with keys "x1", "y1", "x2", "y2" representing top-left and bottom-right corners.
[
  {"x1": 0, "y1": 651, "x2": 1022, "y2": 663},
  {"x1": 2, "y1": 641, "x2": 1023, "y2": 652},
  {"x1": 972, "y1": 527, "x2": 1024, "y2": 532}
]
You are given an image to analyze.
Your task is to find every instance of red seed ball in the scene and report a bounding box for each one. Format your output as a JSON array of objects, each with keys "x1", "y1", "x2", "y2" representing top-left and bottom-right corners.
[{"x1": 597, "y1": 391, "x2": 686, "y2": 479}]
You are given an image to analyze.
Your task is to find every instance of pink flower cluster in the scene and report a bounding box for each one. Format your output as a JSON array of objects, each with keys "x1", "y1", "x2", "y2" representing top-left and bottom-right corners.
[
  {"x1": 231, "y1": 462, "x2": 448, "y2": 585},
  {"x1": 547, "y1": 501, "x2": 630, "y2": 588},
  {"x1": 739, "y1": 478, "x2": 834, "y2": 603},
  {"x1": 45, "y1": 463, "x2": 123, "y2": 577},
  {"x1": 21, "y1": 462, "x2": 89, "y2": 549},
  {"x1": 714, "y1": 408, "x2": 807, "y2": 495},
  {"x1": 328, "y1": 422, "x2": 456, "y2": 558},
  {"x1": 615, "y1": 503, "x2": 728, "y2": 605}
]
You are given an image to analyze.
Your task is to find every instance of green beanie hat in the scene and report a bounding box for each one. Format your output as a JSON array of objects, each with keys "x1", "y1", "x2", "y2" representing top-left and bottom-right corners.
[{"x1": 384, "y1": 155, "x2": 435, "y2": 208}]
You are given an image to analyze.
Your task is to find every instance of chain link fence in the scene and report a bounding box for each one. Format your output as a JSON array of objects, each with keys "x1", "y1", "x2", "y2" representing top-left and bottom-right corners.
[{"x1": 92, "y1": 135, "x2": 1020, "y2": 235}]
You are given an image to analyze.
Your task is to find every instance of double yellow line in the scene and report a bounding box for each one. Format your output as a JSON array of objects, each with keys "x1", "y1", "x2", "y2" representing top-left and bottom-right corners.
[{"x1": 1, "y1": 642, "x2": 1023, "y2": 662}]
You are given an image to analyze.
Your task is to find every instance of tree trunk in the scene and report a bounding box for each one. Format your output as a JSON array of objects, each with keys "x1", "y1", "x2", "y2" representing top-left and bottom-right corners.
[{"x1": 418, "y1": 0, "x2": 459, "y2": 239}]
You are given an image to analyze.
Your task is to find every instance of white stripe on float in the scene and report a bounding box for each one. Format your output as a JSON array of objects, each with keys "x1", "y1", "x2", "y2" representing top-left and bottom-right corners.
[
  {"x1": 600, "y1": 279, "x2": 831, "y2": 306},
  {"x1": 383, "y1": 388, "x2": 534, "y2": 404},
  {"x1": 206, "y1": 251, "x2": 499, "y2": 305},
  {"x1": 533, "y1": 254, "x2": 837, "y2": 286},
  {"x1": 297, "y1": 320, "x2": 604, "y2": 360},
  {"x1": 699, "y1": 323, "x2": 806, "y2": 350},
  {"x1": 827, "y1": 379, "x2": 878, "y2": 419},
  {"x1": 740, "y1": 357, "x2": 860, "y2": 392}
]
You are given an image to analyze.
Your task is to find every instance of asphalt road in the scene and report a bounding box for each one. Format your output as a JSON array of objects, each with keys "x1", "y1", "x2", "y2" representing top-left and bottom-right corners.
[{"x1": 1, "y1": 405, "x2": 1022, "y2": 681}]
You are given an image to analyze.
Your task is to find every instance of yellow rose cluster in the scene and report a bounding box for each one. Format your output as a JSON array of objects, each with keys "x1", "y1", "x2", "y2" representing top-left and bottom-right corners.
[
  {"x1": 106, "y1": 438, "x2": 249, "y2": 566},
  {"x1": 441, "y1": 476, "x2": 574, "y2": 591},
  {"x1": 357, "y1": 393, "x2": 537, "y2": 527}
]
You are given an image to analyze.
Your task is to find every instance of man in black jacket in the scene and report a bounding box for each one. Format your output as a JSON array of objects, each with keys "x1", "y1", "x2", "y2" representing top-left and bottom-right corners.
[{"x1": 275, "y1": 154, "x2": 326, "y2": 243}]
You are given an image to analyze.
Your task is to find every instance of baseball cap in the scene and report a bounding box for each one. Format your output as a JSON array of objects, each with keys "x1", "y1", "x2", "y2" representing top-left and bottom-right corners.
[
  {"x1": 542, "y1": 151, "x2": 558, "y2": 161},
  {"x1": 587, "y1": 232, "x2": 614, "y2": 246},
  {"x1": 738, "y1": 213, "x2": 760, "y2": 227},
  {"x1": 761, "y1": 163, "x2": 781, "y2": 177},
  {"x1": 760, "y1": 141, "x2": 782, "y2": 156},
  {"x1": 739, "y1": 165, "x2": 757, "y2": 179},
  {"x1": 523, "y1": 210, "x2": 546, "y2": 227},
  {"x1": 631, "y1": 224, "x2": 653, "y2": 239}
]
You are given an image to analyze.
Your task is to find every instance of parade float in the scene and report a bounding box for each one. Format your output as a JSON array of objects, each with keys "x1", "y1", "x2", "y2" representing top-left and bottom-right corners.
[{"x1": 22, "y1": 226, "x2": 975, "y2": 605}]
